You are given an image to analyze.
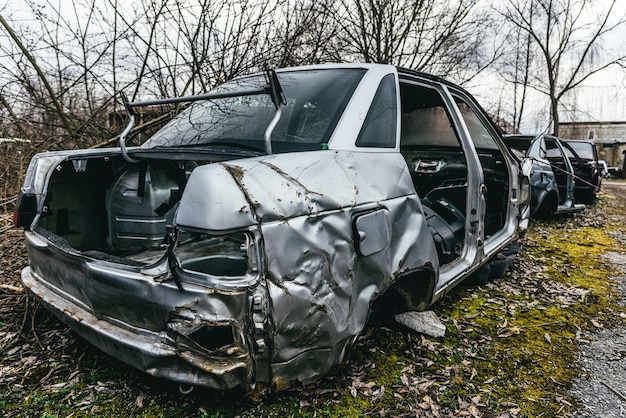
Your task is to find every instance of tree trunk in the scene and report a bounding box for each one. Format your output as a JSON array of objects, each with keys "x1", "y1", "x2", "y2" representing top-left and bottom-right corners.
[{"x1": 551, "y1": 97, "x2": 560, "y2": 136}]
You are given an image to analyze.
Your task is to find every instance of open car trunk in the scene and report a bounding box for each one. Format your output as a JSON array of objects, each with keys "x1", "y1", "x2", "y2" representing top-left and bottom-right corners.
[
  {"x1": 17, "y1": 150, "x2": 264, "y2": 389},
  {"x1": 37, "y1": 154, "x2": 193, "y2": 260}
]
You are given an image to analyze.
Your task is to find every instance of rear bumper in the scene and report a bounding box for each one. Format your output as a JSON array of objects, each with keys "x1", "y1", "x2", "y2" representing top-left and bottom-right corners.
[{"x1": 22, "y1": 266, "x2": 253, "y2": 389}]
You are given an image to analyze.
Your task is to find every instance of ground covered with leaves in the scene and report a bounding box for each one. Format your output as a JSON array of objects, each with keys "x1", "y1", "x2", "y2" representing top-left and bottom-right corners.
[{"x1": 1, "y1": 182, "x2": 625, "y2": 417}]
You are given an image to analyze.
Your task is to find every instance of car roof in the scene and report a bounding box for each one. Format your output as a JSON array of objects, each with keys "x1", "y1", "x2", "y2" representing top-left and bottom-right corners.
[{"x1": 269, "y1": 63, "x2": 467, "y2": 92}]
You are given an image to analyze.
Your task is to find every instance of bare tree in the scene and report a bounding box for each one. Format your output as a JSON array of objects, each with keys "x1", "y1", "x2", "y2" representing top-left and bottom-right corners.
[
  {"x1": 327, "y1": 0, "x2": 499, "y2": 83},
  {"x1": 0, "y1": 13, "x2": 75, "y2": 137},
  {"x1": 0, "y1": 0, "x2": 294, "y2": 149},
  {"x1": 498, "y1": 0, "x2": 626, "y2": 136},
  {"x1": 0, "y1": 0, "x2": 513, "y2": 154},
  {"x1": 511, "y1": 27, "x2": 533, "y2": 133},
  {"x1": 266, "y1": 0, "x2": 345, "y2": 68},
  {"x1": 0, "y1": 0, "x2": 134, "y2": 149},
  {"x1": 492, "y1": 19, "x2": 535, "y2": 133},
  {"x1": 334, "y1": 0, "x2": 424, "y2": 65}
]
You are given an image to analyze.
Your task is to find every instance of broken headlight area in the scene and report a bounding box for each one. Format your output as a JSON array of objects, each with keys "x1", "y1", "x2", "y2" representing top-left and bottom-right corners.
[
  {"x1": 164, "y1": 229, "x2": 260, "y2": 291},
  {"x1": 167, "y1": 316, "x2": 243, "y2": 357},
  {"x1": 159, "y1": 229, "x2": 265, "y2": 387}
]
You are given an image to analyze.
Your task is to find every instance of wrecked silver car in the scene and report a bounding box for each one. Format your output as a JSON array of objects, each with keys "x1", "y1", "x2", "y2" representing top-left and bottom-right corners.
[{"x1": 14, "y1": 64, "x2": 530, "y2": 392}]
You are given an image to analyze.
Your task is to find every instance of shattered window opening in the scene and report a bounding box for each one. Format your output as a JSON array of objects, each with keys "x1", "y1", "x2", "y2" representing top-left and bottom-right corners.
[{"x1": 175, "y1": 232, "x2": 252, "y2": 278}]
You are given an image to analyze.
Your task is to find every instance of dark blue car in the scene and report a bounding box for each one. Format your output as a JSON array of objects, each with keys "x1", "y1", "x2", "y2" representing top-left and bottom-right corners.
[{"x1": 505, "y1": 134, "x2": 585, "y2": 218}]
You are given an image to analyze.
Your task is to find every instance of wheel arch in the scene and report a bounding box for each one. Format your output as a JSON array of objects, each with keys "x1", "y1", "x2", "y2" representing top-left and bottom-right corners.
[{"x1": 375, "y1": 266, "x2": 437, "y2": 313}]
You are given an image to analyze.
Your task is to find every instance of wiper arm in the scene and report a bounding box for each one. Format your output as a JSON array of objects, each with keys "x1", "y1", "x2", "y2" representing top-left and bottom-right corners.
[
  {"x1": 210, "y1": 141, "x2": 266, "y2": 153},
  {"x1": 264, "y1": 68, "x2": 287, "y2": 108},
  {"x1": 119, "y1": 88, "x2": 268, "y2": 163}
]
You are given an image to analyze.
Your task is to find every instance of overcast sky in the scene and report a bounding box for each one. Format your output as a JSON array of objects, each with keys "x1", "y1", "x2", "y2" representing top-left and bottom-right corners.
[
  {"x1": 1, "y1": 0, "x2": 626, "y2": 135},
  {"x1": 469, "y1": 0, "x2": 626, "y2": 133}
]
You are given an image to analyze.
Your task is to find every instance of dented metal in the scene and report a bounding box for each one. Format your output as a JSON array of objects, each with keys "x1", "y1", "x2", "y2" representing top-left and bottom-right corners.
[{"x1": 17, "y1": 64, "x2": 529, "y2": 392}]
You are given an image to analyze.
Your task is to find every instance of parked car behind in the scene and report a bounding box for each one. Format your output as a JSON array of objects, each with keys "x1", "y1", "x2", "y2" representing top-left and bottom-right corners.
[
  {"x1": 504, "y1": 134, "x2": 584, "y2": 218},
  {"x1": 598, "y1": 160, "x2": 609, "y2": 177},
  {"x1": 599, "y1": 159, "x2": 623, "y2": 179},
  {"x1": 14, "y1": 64, "x2": 530, "y2": 392},
  {"x1": 561, "y1": 139, "x2": 602, "y2": 203},
  {"x1": 608, "y1": 166, "x2": 623, "y2": 178}
]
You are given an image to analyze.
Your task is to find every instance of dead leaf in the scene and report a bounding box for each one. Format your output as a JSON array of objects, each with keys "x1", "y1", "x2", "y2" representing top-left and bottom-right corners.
[
  {"x1": 418, "y1": 401, "x2": 430, "y2": 410},
  {"x1": 418, "y1": 395, "x2": 433, "y2": 410},
  {"x1": 499, "y1": 325, "x2": 523, "y2": 337},
  {"x1": 135, "y1": 392, "x2": 144, "y2": 408},
  {"x1": 458, "y1": 396, "x2": 470, "y2": 409},
  {"x1": 468, "y1": 404, "x2": 481, "y2": 417},
  {"x1": 371, "y1": 385, "x2": 385, "y2": 402}
]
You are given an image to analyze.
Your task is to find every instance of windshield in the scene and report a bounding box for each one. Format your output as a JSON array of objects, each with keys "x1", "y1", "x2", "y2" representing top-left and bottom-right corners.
[
  {"x1": 142, "y1": 69, "x2": 366, "y2": 153},
  {"x1": 503, "y1": 136, "x2": 532, "y2": 154},
  {"x1": 564, "y1": 141, "x2": 596, "y2": 160}
]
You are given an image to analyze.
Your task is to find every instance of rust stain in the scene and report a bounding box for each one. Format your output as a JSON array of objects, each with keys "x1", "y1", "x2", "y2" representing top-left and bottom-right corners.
[
  {"x1": 258, "y1": 161, "x2": 323, "y2": 197},
  {"x1": 220, "y1": 162, "x2": 262, "y2": 215}
]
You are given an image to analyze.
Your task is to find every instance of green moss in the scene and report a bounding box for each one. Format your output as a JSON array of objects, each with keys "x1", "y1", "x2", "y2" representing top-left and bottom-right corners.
[{"x1": 423, "y1": 196, "x2": 626, "y2": 416}]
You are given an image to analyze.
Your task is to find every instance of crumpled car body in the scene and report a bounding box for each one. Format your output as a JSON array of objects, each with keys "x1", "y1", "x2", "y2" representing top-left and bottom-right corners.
[
  {"x1": 504, "y1": 134, "x2": 584, "y2": 218},
  {"x1": 15, "y1": 64, "x2": 530, "y2": 391}
]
